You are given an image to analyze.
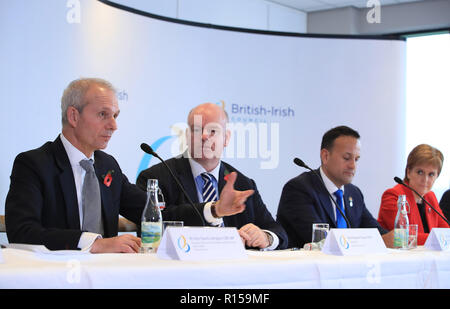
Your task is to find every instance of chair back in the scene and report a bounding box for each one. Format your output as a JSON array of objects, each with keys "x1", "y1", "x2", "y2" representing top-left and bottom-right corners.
[{"x1": 0, "y1": 215, "x2": 5, "y2": 233}]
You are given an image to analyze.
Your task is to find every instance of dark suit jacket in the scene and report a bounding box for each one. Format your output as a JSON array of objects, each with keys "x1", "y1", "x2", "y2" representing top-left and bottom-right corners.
[
  {"x1": 440, "y1": 189, "x2": 450, "y2": 223},
  {"x1": 137, "y1": 156, "x2": 288, "y2": 249},
  {"x1": 276, "y1": 169, "x2": 386, "y2": 248},
  {"x1": 5, "y1": 136, "x2": 146, "y2": 250}
]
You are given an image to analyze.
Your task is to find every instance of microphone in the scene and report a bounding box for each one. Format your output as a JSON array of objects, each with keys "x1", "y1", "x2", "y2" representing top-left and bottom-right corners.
[
  {"x1": 140, "y1": 143, "x2": 206, "y2": 226},
  {"x1": 293, "y1": 157, "x2": 351, "y2": 228},
  {"x1": 394, "y1": 176, "x2": 450, "y2": 226},
  {"x1": 140, "y1": 143, "x2": 157, "y2": 157},
  {"x1": 293, "y1": 158, "x2": 308, "y2": 170}
]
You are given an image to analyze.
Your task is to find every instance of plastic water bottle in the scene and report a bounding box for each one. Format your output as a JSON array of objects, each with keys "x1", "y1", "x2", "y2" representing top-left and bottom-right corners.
[
  {"x1": 393, "y1": 194, "x2": 409, "y2": 249},
  {"x1": 141, "y1": 179, "x2": 164, "y2": 253}
]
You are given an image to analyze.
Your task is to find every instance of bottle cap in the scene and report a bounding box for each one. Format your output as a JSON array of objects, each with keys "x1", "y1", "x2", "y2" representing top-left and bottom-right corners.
[
  {"x1": 398, "y1": 194, "x2": 407, "y2": 203},
  {"x1": 147, "y1": 179, "x2": 159, "y2": 191}
]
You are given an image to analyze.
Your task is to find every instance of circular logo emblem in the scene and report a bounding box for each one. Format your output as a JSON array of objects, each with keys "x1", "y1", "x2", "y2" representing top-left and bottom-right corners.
[
  {"x1": 177, "y1": 235, "x2": 191, "y2": 253},
  {"x1": 339, "y1": 235, "x2": 350, "y2": 249}
]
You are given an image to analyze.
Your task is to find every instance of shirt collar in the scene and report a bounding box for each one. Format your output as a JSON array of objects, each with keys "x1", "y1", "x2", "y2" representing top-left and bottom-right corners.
[
  {"x1": 188, "y1": 158, "x2": 221, "y2": 182},
  {"x1": 60, "y1": 133, "x2": 94, "y2": 167},
  {"x1": 319, "y1": 166, "x2": 344, "y2": 195}
]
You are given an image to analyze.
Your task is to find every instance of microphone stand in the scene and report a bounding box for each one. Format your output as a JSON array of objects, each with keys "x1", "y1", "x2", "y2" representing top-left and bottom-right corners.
[
  {"x1": 394, "y1": 177, "x2": 450, "y2": 226},
  {"x1": 293, "y1": 158, "x2": 351, "y2": 228},
  {"x1": 141, "y1": 143, "x2": 206, "y2": 226}
]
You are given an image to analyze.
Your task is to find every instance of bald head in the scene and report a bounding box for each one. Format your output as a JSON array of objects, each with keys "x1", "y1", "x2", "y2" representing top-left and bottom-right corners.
[
  {"x1": 187, "y1": 103, "x2": 228, "y2": 125},
  {"x1": 186, "y1": 103, "x2": 230, "y2": 171}
]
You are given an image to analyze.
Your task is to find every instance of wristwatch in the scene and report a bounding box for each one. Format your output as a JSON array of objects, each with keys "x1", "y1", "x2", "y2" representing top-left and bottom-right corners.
[
  {"x1": 210, "y1": 201, "x2": 223, "y2": 219},
  {"x1": 266, "y1": 232, "x2": 274, "y2": 247}
]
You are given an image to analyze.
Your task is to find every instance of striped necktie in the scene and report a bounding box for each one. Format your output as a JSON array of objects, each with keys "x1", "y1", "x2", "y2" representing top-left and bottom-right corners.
[{"x1": 201, "y1": 173, "x2": 218, "y2": 203}]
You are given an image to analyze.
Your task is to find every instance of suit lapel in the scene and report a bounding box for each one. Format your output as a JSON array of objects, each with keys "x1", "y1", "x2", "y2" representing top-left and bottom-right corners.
[
  {"x1": 218, "y1": 163, "x2": 227, "y2": 193},
  {"x1": 177, "y1": 158, "x2": 199, "y2": 203},
  {"x1": 318, "y1": 190, "x2": 337, "y2": 228},
  {"x1": 219, "y1": 163, "x2": 238, "y2": 227},
  {"x1": 313, "y1": 170, "x2": 337, "y2": 228},
  {"x1": 218, "y1": 163, "x2": 229, "y2": 226},
  {"x1": 342, "y1": 188, "x2": 353, "y2": 226},
  {"x1": 52, "y1": 136, "x2": 80, "y2": 230}
]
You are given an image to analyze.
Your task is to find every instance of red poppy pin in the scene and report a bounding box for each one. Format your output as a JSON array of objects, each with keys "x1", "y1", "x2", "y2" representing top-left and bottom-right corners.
[
  {"x1": 102, "y1": 170, "x2": 114, "y2": 187},
  {"x1": 224, "y1": 170, "x2": 231, "y2": 182}
]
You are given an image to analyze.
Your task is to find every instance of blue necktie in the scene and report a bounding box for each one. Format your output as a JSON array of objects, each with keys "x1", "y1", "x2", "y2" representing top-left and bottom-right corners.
[
  {"x1": 333, "y1": 189, "x2": 347, "y2": 228},
  {"x1": 201, "y1": 173, "x2": 218, "y2": 203}
]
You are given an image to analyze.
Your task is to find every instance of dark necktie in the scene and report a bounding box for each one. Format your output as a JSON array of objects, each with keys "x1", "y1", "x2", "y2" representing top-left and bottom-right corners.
[
  {"x1": 79, "y1": 159, "x2": 103, "y2": 235},
  {"x1": 333, "y1": 189, "x2": 347, "y2": 228},
  {"x1": 201, "y1": 173, "x2": 218, "y2": 203}
]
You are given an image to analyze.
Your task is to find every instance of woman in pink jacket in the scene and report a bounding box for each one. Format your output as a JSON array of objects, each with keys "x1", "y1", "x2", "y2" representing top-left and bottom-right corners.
[{"x1": 378, "y1": 144, "x2": 448, "y2": 245}]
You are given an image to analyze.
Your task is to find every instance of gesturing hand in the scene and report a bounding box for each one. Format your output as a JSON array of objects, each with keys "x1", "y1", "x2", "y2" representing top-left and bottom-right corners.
[{"x1": 214, "y1": 172, "x2": 254, "y2": 217}]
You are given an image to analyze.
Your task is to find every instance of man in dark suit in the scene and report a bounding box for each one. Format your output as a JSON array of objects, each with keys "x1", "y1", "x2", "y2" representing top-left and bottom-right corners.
[
  {"x1": 5, "y1": 78, "x2": 145, "y2": 252},
  {"x1": 6, "y1": 79, "x2": 255, "y2": 253},
  {"x1": 440, "y1": 189, "x2": 450, "y2": 222},
  {"x1": 137, "y1": 103, "x2": 288, "y2": 250},
  {"x1": 277, "y1": 126, "x2": 393, "y2": 249}
]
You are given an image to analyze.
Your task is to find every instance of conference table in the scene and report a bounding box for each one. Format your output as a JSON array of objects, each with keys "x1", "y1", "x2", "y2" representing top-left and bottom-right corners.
[{"x1": 1, "y1": 246, "x2": 449, "y2": 289}]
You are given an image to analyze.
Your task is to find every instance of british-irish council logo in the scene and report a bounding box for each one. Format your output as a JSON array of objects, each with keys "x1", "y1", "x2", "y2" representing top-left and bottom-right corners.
[
  {"x1": 339, "y1": 235, "x2": 350, "y2": 249},
  {"x1": 177, "y1": 235, "x2": 191, "y2": 253}
]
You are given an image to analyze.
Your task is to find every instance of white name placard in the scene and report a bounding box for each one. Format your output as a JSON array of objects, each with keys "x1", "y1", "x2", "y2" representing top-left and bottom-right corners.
[
  {"x1": 157, "y1": 227, "x2": 247, "y2": 261},
  {"x1": 322, "y1": 228, "x2": 387, "y2": 256},
  {"x1": 424, "y1": 228, "x2": 450, "y2": 251}
]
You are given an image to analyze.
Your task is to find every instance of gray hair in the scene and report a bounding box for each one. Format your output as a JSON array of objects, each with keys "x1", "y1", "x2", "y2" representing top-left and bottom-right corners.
[{"x1": 61, "y1": 78, "x2": 117, "y2": 126}]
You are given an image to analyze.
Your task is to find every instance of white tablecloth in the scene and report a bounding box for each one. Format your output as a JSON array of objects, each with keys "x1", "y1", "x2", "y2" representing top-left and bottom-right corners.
[{"x1": 1, "y1": 247, "x2": 450, "y2": 289}]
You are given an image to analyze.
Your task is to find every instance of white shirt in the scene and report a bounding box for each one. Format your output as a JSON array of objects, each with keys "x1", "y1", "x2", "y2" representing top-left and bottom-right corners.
[
  {"x1": 188, "y1": 158, "x2": 279, "y2": 250},
  {"x1": 319, "y1": 166, "x2": 345, "y2": 221},
  {"x1": 60, "y1": 133, "x2": 101, "y2": 250},
  {"x1": 188, "y1": 158, "x2": 224, "y2": 226}
]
